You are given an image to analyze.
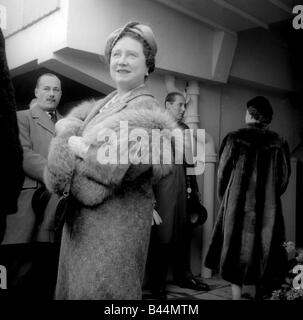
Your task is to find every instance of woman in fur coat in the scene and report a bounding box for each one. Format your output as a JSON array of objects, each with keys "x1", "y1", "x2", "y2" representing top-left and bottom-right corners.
[
  {"x1": 44, "y1": 22, "x2": 181, "y2": 299},
  {"x1": 204, "y1": 96, "x2": 291, "y2": 300}
]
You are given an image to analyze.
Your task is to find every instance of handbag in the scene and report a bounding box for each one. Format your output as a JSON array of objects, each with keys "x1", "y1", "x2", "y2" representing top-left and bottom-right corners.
[
  {"x1": 186, "y1": 175, "x2": 208, "y2": 226},
  {"x1": 32, "y1": 183, "x2": 76, "y2": 242},
  {"x1": 52, "y1": 183, "x2": 79, "y2": 242},
  {"x1": 187, "y1": 193, "x2": 208, "y2": 226}
]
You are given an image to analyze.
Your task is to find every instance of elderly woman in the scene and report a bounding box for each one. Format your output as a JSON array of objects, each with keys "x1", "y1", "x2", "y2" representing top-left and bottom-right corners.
[{"x1": 44, "y1": 22, "x2": 180, "y2": 299}]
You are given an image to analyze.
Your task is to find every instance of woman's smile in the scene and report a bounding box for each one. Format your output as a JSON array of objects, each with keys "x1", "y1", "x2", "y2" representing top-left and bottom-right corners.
[
  {"x1": 110, "y1": 36, "x2": 148, "y2": 94},
  {"x1": 116, "y1": 69, "x2": 131, "y2": 74}
]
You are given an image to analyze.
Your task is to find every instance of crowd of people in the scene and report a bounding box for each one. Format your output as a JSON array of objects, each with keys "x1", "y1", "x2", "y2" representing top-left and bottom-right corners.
[{"x1": 0, "y1": 21, "x2": 291, "y2": 300}]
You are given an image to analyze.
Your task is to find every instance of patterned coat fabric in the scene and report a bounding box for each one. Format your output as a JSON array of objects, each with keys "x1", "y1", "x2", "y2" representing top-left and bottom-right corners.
[
  {"x1": 204, "y1": 123, "x2": 291, "y2": 287},
  {"x1": 44, "y1": 85, "x2": 180, "y2": 300}
]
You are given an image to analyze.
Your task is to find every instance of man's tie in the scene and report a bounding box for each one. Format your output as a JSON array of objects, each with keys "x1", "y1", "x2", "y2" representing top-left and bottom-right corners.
[{"x1": 47, "y1": 111, "x2": 57, "y2": 124}]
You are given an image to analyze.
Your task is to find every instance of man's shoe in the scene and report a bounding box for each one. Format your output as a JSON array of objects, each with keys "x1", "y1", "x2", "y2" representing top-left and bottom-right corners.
[{"x1": 177, "y1": 277, "x2": 210, "y2": 291}]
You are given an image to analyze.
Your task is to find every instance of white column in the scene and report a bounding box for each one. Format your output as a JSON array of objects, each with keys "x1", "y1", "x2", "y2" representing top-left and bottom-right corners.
[
  {"x1": 201, "y1": 133, "x2": 216, "y2": 278},
  {"x1": 185, "y1": 81, "x2": 200, "y2": 130},
  {"x1": 164, "y1": 75, "x2": 179, "y2": 93},
  {"x1": 186, "y1": 81, "x2": 217, "y2": 279}
]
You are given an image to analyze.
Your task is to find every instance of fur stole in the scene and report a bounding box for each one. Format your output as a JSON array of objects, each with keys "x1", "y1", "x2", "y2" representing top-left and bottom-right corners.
[{"x1": 44, "y1": 95, "x2": 183, "y2": 207}]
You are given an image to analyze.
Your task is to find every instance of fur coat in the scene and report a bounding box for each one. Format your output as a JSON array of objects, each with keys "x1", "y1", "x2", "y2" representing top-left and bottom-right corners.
[
  {"x1": 204, "y1": 123, "x2": 291, "y2": 287},
  {"x1": 44, "y1": 85, "x2": 180, "y2": 299}
]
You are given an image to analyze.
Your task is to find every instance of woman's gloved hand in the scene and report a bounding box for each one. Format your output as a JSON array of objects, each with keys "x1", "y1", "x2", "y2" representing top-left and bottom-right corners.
[{"x1": 68, "y1": 136, "x2": 89, "y2": 159}]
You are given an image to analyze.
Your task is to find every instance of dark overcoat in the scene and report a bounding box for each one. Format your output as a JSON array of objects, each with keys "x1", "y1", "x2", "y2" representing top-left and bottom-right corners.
[
  {"x1": 152, "y1": 121, "x2": 199, "y2": 244},
  {"x1": 153, "y1": 165, "x2": 186, "y2": 244},
  {"x1": 44, "y1": 85, "x2": 180, "y2": 299},
  {"x1": 0, "y1": 28, "x2": 24, "y2": 218},
  {"x1": 1, "y1": 106, "x2": 61, "y2": 244},
  {"x1": 204, "y1": 123, "x2": 291, "y2": 286}
]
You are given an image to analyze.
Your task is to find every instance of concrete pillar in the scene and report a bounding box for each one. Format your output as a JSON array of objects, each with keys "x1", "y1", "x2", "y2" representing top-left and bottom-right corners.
[
  {"x1": 185, "y1": 81, "x2": 200, "y2": 130},
  {"x1": 186, "y1": 81, "x2": 217, "y2": 279},
  {"x1": 164, "y1": 75, "x2": 180, "y2": 94},
  {"x1": 201, "y1": 132, "x2": 216, "y2": 278}
]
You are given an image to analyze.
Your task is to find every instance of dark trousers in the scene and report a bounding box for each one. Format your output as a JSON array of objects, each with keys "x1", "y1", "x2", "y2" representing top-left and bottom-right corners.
[
  {"x1": 0, "y1": 242, "x2": 60, "y2": 299},
  {"x1": 146, "y1": 224, "x2": 193, "y2": 290}
]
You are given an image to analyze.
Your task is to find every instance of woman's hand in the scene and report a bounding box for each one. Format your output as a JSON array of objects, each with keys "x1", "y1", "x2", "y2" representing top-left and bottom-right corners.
[
  {"x1": 55, "y1": 117, "x2": 83, "y2": 137},
  {"x1": 68, "y1": 136, "x2": 89, "y2": 159},
  {"x1": 152, "y1": 209, "x2": 162, "y2": 226}
]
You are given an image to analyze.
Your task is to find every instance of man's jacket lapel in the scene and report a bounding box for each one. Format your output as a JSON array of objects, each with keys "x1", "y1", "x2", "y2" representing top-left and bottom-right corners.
[{"x1": 31, "y1": 106, "x2": 55, "y2": 135}]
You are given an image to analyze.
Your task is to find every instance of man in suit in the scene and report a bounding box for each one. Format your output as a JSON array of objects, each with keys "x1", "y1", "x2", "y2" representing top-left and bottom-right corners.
[
  {"x1": 1, "y1": 73, "x2": 62, "y2": 298},
  {"x1": 146, "y1": 92, "x2": 209, "y2": 300}
]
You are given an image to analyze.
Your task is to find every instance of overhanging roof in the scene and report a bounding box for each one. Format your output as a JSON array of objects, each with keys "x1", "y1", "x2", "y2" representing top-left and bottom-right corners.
[{"x1": 154, "y1": 0, "x2": 296, "y2": 34}]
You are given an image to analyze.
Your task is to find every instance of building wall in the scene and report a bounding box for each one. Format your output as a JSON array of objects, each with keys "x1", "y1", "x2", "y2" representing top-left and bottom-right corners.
[
  {"x1": 66, "y1": 0, "x2": 216, "y2": 80},
  {"x1": 1, "y1": 0, "x2": 60, "y2": 37},
  {"x1": 230, "y1": 27, "x2": 294, "y2": 92},
  {"x1": 2, "y1": 0, "x2": 237, "y2": 84},
  {"x1": 199, "y1": 80, "x2": 302, "y2": 159}
]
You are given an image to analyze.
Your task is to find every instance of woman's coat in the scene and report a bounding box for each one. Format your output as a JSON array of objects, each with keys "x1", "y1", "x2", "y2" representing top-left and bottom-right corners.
[
  {"x1": 204, "y1": 123, "x2": 291, "y2": 287},
  {"x1": 44, "y1": 85, "x2": 181, "y2": 299}
]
